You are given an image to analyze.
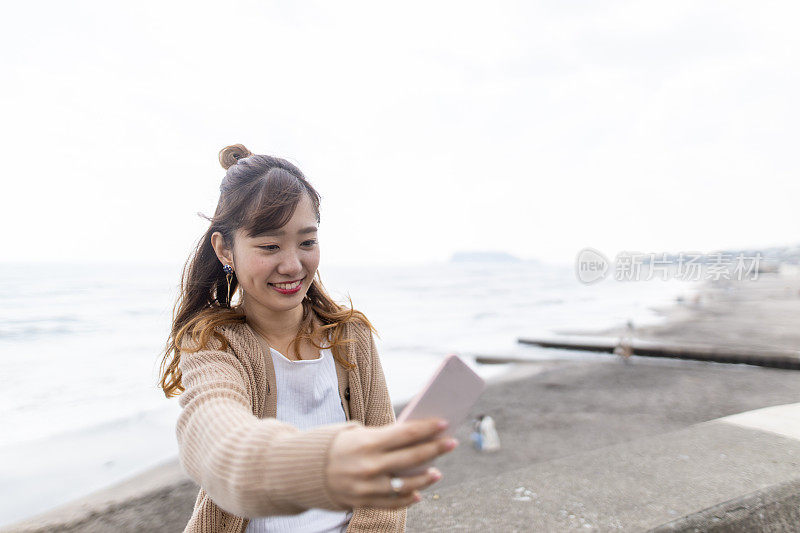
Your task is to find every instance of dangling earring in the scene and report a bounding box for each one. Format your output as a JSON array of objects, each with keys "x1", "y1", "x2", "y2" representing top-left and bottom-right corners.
[{"x1": 223, "y1": 264, "x2": 234, "y2": 306}]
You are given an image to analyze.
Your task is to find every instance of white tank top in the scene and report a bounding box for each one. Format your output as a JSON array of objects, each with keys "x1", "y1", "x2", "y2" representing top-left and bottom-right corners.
[{"x1": 245, "y1": 335, "x2": 353, "y2": 533}]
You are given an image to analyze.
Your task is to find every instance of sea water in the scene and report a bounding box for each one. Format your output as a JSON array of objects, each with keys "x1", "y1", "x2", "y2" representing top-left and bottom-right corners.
[{"x1": 0, "y1": 260, "x2": 698, "y2": 526}]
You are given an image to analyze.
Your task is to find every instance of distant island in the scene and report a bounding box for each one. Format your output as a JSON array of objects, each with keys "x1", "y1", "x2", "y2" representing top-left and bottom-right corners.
[{"x1": 449, "y1": 251, "x2": 522, "y2": 262}]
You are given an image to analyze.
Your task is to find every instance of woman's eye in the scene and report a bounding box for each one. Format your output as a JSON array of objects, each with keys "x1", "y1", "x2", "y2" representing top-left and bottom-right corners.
[{"x1": 258, "y1": 240, "x2": 316, "y2": 251}]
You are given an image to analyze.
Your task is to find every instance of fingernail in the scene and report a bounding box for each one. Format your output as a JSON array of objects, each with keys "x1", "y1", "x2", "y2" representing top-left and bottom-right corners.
[
  {"x1": 429, "y1": 468, "x2": 442, "y2": 480},
  {"x1": 437, "y1": 420, "x2": 449, "y2": 430},
  {"x1": 414, "y1": 492, "x2": 422, "y2": 502},
  {"x1": 446, "y1": 438, "x2": 459, "y2": 449}
]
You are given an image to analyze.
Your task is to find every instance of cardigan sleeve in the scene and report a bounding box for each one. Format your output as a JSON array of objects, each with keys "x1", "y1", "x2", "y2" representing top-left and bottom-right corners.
[
  {"x1": 175, "y1": 331, "x2": 362, "y2": 519},
  {"x1": 346, "y1": 324, "x2": 408, "y2": 532},
  {"x1": 362, "y1": 328, "x2": 398, "y2": 428}
]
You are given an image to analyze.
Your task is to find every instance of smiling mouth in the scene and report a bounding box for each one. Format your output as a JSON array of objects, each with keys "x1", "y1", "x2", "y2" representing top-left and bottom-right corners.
[{"x1": 268, "y1": 277, "x2": 305, "y2": 290}]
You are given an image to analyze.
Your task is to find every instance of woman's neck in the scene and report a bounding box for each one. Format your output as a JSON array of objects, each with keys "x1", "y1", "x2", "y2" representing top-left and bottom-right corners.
[
  {"x1": 241, "y1": 297, "x2": 320, "y2": 347},
  {"x1": 244, "y1": 306, "x2": 301, "y2": 342}
]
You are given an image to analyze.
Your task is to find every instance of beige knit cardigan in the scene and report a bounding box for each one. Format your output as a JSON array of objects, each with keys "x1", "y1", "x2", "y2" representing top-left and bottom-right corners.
[{"x1": 176, "y1": 318, "x2": 406, "y2": 532}]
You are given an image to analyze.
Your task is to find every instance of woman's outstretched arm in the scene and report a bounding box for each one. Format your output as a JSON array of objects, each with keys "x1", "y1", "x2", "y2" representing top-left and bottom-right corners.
[{"x1": 175, "y1": 331, "x2": 362, "y2": 519}]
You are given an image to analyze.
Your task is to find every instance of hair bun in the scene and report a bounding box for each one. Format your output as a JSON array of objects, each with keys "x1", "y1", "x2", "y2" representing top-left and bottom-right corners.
[{"x1": 219, "y1": 144, "x2": 253, "y2": 170}]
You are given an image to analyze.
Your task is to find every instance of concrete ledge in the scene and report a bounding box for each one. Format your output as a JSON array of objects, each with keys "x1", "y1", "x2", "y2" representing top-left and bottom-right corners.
[
  {"x1": 644, "y1": 404, "x2": 800, "y2": 532},
  {"x1": 717, "y1": 401, "x2": 800, "y2": 442},
  {"x1": 649, "y1": 478, "x2": 800, "y2": 532}
]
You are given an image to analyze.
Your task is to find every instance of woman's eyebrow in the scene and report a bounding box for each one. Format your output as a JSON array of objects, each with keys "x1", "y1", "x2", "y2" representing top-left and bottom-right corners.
[{"x1": 257, "y1": 226, "x2": 318, "y2": 237}]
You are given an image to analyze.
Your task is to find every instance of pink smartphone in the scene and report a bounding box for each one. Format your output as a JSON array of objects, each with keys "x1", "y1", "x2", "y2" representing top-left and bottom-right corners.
[{"x1": 394, "y1": 354, "x2": 486, "y2": 476}]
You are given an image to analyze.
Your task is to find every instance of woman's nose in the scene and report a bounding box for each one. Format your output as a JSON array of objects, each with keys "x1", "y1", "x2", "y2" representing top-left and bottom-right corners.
[{"x1": 277, "y1": 251, "x2": 303, "y2": 275}]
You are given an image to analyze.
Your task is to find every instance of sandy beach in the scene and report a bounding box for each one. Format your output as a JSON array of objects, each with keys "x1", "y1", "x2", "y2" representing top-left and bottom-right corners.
[{"x1": 5, "y1": 271, "x2": 800, "y2": 532}]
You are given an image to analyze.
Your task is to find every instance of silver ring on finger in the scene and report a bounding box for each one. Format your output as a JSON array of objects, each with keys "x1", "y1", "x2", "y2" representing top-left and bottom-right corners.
[{"x1": 389, "y1": 476, "x2": 405, "y2": 495}]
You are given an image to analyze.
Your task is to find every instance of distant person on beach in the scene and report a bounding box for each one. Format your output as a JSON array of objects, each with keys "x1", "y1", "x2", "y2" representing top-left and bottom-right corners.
[
  {"x1": 470, "y1": 416, "x2": 483, "y2": 450},
  {"x1": 479, "y1": 415, "x2": 501, "y2": 452},
  {"x1": 613, "y1": 320, "x2": 634, "y2": 363},
  {"x1": 158, "y1": 145, "x2": 455, "y2": 532},
  {"x1": 470, "y1": 414, "x2": 501, "y2": 452}
]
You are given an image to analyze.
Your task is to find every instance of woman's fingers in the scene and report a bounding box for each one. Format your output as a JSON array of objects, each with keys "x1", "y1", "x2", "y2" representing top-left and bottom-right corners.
[
  {"x1": 365, "y1": 468, "x2": 444, "y2": 509},
  {"x1": 375, "y1": 435, "x2": 458, "y2": 475},
  {"x1": 371, "y1": 418, "x2": 448, "y2": 452},
  {"x1": 326, "y1": 422, "x2": 453, "y2": 510},
  {"x1": 362, "y1": 467, "x2": 443, "y2": 499}
]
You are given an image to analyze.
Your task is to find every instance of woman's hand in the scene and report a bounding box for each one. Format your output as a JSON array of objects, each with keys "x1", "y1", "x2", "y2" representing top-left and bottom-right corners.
[{"x1": 325, "y1": 417, "x2": 457, "y2": 509}]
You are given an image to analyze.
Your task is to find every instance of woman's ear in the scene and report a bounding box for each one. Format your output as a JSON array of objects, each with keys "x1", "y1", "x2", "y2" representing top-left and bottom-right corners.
[{"x1": 210, "y1": 231, "x2": 234, "y2": 268}]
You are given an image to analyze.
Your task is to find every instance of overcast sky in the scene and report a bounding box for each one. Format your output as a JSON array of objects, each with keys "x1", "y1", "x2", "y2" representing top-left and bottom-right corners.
[{"x1": 2, "y1": 1, "x2": 799, "y2": 268}]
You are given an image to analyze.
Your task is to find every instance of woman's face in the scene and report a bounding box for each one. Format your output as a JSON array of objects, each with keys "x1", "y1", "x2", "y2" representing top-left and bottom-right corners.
[{"x1": 217, "y1": 193, "x2": 320, "y2": 315}]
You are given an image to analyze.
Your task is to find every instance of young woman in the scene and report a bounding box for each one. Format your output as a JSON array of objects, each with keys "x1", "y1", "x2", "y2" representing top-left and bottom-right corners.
[{"x1": 158, "y1": 144, "x2": 458, "y2": 532}]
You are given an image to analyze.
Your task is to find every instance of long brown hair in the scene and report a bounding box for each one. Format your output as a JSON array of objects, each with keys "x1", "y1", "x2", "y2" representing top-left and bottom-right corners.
[{"x1": 158, "y1": 144, "x2": 376, "y2": 398}]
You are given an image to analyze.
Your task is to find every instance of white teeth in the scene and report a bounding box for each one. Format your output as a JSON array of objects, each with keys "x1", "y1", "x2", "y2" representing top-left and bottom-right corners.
[{"x1": 272, "y1": 279, "x2": 302, "y2": 290}]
